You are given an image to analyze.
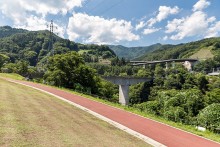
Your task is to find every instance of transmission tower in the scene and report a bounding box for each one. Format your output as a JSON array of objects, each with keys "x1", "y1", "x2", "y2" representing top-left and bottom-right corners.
[{"x1": 48, "y1": 20, "x2": 55, "y2": 56}]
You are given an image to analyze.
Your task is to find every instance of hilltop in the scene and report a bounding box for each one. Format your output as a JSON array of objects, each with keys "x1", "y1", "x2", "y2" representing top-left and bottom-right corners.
[{"x1": 0, "y1": 26, "x2": 28, "y2": 38}]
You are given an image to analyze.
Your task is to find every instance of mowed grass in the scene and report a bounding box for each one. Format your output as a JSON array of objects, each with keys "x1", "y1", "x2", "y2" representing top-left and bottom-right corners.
[
  {"x1": 190, "y1": 47, "x2": 214, "y2": 60},
  {"x1": 0, "y1": 79, "x2": 150, "y2": 147},
  {"x1": 0, "y1": 73, "x2": 24, "y2": 80}
]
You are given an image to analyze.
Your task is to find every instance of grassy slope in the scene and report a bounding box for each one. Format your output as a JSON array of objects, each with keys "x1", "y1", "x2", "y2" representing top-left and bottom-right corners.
[
  {"x1": 190, "y1": 47, "x2": 214, "y2": 60},
  {"x1": 0, "y1": 73, "x2": 24, "y2": 80},
  {"x1": 0, "y1": 79, "x2": 150, "y2": 147}
]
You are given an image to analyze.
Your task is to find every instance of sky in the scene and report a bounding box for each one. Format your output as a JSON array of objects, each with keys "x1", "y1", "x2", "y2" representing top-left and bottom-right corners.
[{"x1": 0, "y1": 0, "x2": 220, "y2": 47}]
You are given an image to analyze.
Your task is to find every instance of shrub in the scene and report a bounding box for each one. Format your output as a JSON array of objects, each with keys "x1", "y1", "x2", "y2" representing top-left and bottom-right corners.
[{"x1": 197, "y1": 104, "x2": 220, "y2": 131}]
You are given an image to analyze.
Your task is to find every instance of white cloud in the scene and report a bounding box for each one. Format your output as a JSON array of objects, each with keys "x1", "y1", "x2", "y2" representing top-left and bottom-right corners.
[
  {"x1": 157, "y1": 6, "x2": 180, "y2": 22},
  {"x1": 0, "y1": 0, "x2": 82, "y2": 37},
  {"x1": 135, "y1": 21, "x2": 146, "y2": 31},
  {"x1": 0, "y1": 0, "x2": 83, "y2": 25},
  {"x1": 193, "y1": 0, "x2": 210, "y2": 12},
  {"x1": 163, "y1": 36, "x2": 168, "y2": 40},
  {"x1": 147, "y1": 6, "x2": 180, "y2": 27},
  {"x1": 165, "y1": 0, "x2": 216, "y2": 41},
  {"x1": 205, "y1": 21, "x2": 220, "y2": 38},
  {"x1": 207, "y1": 16, "x2": 216, "y2": 23},
  {"x1": 147, "y1": 18, "x2": 157, "y2": 28},
  {"x1": 16, "y1": 16, "x2": 48, "y2": 31},
  {"x1": 165, "y1": 18, "x2": 184, "y2": 33},
  {"x1": 143, "y1": 28, "x2": 160, "y2": 35},
  {"x1": 167, "y1": 11, "x2": 212, "y2": 40},
  {"x1": 67, "y1": 13, "x2": 139, "y2": 44}
]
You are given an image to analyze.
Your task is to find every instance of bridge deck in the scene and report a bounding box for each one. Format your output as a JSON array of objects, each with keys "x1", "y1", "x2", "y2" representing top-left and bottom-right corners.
[{"x1": 130, "y1": 59, "x2": 198, "y2": 65}]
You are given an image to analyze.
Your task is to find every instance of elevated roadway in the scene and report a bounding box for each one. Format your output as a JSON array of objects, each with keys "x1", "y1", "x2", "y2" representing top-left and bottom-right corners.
[{"x1": 130, "y1": 59, "x2": 198, "y2": 66}]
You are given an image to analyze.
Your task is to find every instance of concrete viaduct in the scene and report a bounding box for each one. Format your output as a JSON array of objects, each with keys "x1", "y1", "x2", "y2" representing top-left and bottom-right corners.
[
  {"x1": 103, "y1": 76, "x2": 152, "y2": 105},
  {"x1": 130, "y1": 59, "x2": 198, "y2": 71},
  {"x1": 103, "y1": 59, "x2": 198, "y2": 105}
]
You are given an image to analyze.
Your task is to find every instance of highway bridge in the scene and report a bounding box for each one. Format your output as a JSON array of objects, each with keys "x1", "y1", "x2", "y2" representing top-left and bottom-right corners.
[
  {"x1": 130, "y1": 58, "x2": 198, "y2": 71},
  {"x1": 130, "y1": 58, "x2": 198, "y2": 65}
]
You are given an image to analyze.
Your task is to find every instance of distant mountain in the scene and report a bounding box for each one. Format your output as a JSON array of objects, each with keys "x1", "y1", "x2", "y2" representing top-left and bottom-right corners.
[
  {"x1": 108, "y1": 43, "x2": 162, "y2": 60},
  {"x1": 0, "y1": 26, "x2": 27, "y2": 38},
  {"x1": 134, "y1": 37, "x2": 220, "y2": 61}
]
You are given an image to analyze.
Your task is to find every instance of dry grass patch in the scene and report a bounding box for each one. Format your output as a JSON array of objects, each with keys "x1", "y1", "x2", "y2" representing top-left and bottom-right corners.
[{"x1": 0, "y1": 79, "x2": 150, "y2": 147}]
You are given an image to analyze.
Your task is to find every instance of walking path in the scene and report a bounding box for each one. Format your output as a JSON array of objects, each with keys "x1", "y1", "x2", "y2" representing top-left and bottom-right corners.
[{"x1": 5, "y1": 79, "x2": 220, "y2": 147}]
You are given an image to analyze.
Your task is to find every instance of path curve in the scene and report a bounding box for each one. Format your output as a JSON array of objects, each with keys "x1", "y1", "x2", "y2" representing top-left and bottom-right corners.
[{"x1": 6, "y1": 79, "x2": 220, "y2": 147}]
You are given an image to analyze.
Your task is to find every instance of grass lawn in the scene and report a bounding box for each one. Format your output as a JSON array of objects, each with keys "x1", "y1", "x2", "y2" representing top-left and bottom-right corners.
[
  {"x1": 0, "y1": 79, "x2": 150, "y2": 147},
  {"x1": 190, "y1": 47, "x2": 214, "y2": 60}
]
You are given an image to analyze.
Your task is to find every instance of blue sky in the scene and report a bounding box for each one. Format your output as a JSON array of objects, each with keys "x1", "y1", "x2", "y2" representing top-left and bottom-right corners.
[{"x1": 0, "y1": 0, "x2": 220, "y2": 47}]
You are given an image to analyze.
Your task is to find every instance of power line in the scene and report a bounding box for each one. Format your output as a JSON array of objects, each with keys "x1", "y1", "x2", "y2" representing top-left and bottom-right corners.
[
  {"x1": 74, "y1": 0, "x2": 92, "y2": 13},
  {"x1": 99, "y1": 0, "x2": 124, "y2": 16},
  {"x1": 86, "y1": 0, "x2": 105, "y2": 14}
]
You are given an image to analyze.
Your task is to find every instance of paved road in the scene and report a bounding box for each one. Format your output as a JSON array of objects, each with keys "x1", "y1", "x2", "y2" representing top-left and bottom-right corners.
[{"x1": 7, "y1": 79, "x2": 220, "y2": 147}]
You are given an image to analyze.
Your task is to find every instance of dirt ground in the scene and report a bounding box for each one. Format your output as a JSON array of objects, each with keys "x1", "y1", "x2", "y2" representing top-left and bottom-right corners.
[{"x1": 0, "y1": 79, "x2": 150, "y2": 147}]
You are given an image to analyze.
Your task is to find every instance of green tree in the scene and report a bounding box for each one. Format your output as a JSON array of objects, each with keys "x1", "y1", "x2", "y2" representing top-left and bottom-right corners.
[
  {"x1": 16, "y1": 60, "x2": 29, "y2": 76},
  {"x1": 196, "y1": 74, "x2": 208, "y2": 93},
  {"x1": 204, "y1": 88, "x2": 220, "y2": 105},
  {"x1": 0, "y1": 54, "x2": 9, "y2": 69},
  {"x1": 44, "y1": 52, "x2": 100, "y2": 94},
  {"x1": 1, "y1": 63, "x2": 17, "y2": 73},
  {"x1": 24, "y1": 51, "x2": 37, "y2": 66},
  {"x1": 154, "y1": 65, "x2": 165, "y2": 87}
]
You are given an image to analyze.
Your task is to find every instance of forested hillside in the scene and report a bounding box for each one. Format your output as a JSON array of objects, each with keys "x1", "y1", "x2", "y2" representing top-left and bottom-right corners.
[
  {"x1": 135, "y1": 37, "x2": 220, "y2": 61},
  {"x1": 0, "y1": 26, "x2": 27, "y2": 38},
  {"x1": 109, "y1": 43, "x2": 162, "y2": 59},
  {"x1": 0, "y1": 27, "x2": 116, "y2": 66}
]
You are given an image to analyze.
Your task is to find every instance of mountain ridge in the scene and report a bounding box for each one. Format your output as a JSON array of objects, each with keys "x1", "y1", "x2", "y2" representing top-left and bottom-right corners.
[
  {"x1": 134, "y1": 37, "x2": 220, "y2": 61},
  {"x1": 1, "y1": 26, "x2": 220, "y2": 62},
  {"x1": 108, "y1": 43, "x2": 162, "y2": 60}
]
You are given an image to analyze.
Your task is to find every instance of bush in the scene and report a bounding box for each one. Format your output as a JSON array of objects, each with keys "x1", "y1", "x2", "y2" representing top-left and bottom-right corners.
[
  {"x1": 134, "y1": 101, "x2": 160, "y2": 115},
  {"x1": 197, "y1": 104, "x2": 220, "y2": 131},
  {"x1": 205, "y1": 89, "x2": 220, "y2": 105}
]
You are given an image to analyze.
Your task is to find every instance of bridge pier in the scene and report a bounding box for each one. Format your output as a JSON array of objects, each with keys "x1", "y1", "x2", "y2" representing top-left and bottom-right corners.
[
  {"x1": 102, "y1": 77, "x2": 151, "y2": 105},
  {"x1": 166, "y1": 62, "x2": 168, "y2": 69},
  {"x1": 172, "y1": 61, "x2": 175, "y2": 68},
  {"x1": 119, "y1": 85, "x2": 129, "y2": 105}
]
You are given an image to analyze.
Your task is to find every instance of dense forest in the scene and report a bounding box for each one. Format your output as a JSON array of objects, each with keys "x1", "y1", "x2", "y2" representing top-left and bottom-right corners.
[{"x1": 0, "y1": 26, "x2": 220, "y2": 134}]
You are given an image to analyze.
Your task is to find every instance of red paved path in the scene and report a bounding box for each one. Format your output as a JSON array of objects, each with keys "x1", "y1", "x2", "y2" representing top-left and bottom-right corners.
[{"x1": 9, "y1": 79, "x2": 220, "y2": 147}]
